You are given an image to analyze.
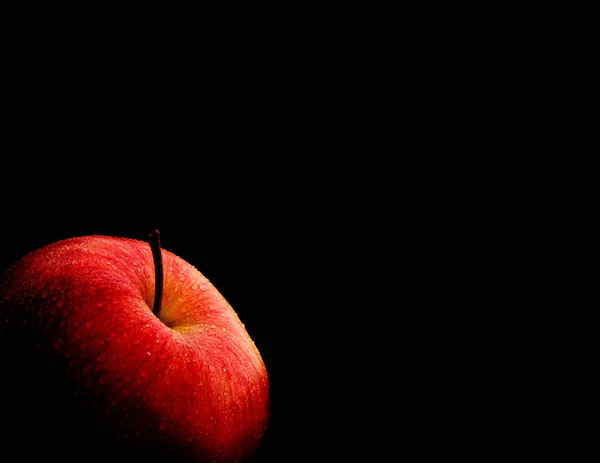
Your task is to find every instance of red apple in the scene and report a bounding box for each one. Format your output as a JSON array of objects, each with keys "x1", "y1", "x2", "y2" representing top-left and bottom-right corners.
[{"x1": 0, "y1": 231, "x2": 269, "y2": 462}]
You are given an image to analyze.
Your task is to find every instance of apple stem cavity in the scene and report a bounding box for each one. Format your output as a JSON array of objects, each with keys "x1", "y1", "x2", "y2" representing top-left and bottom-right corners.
[{"x1": 149, "y1": 229, "x2": 164, "y2": 317}]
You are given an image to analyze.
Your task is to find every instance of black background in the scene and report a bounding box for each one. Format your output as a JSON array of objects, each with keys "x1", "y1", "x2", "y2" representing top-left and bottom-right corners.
[
  {"x1": 0, "y1": 5, "x2": 574, "y2": 460},
  {"x1": 0, "y1": 7, "x2": 570, "y2": 458}
]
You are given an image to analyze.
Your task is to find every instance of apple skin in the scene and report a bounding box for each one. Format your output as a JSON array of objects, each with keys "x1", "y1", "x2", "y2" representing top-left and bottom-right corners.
[{"x1": 0, "y1": 235, "x2": 269, "y2": 462}]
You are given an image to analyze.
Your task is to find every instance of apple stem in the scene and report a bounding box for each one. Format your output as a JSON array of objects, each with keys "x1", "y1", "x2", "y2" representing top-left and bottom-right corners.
[{"x1": 149, "y1": 229, "x2": 164, "y2": 317}]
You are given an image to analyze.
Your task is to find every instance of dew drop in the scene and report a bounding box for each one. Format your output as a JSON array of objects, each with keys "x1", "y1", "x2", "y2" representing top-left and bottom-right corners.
[
  {"x1": 91, "y1": 339, "x2": 106, "y2": 350},
  {"x1": 96, "y1": 352, "x2": 108, "y2": 362},
  {"x1": 57, "y1": 300, "x2": 64, "y2": 308},
  {"x1": 83, "y1": 362, "x2": 93, "y2": 372}
]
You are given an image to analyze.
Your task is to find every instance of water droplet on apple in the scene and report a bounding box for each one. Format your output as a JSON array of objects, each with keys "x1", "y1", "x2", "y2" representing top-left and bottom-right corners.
[
  {"x1": 91, "y1": 338, "x2": 106, "y2": 351},
  {"x1": 56, "y1": 300, "x2": 64, "y2": 308},
  {"x1": 83, "y1": 362, "x2": 93, "y2": 372},
  {"x1": 85, "y1": 319, "x2": 95, "y2": 328},
  {"x1": 96, "y1": 352, "x2": 108, "y2": 362},
  {"x1": 159, "y1": 421, "x2": 167, "y2": 431}
]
